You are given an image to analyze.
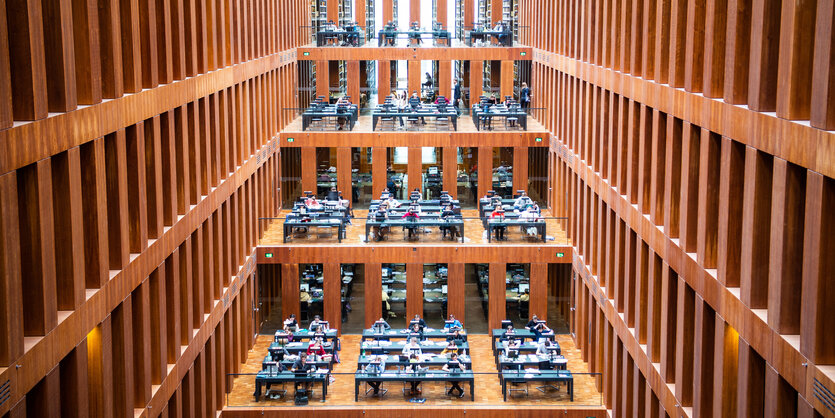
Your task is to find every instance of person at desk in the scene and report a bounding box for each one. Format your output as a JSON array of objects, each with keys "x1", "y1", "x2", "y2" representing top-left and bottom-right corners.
[
  {"x1": 532, "y1": 322, "x2": 553, "y2": 341},
  {"x1": 283, "y1": 314, "x2": 298, "y2": 332},
  {"x1": 444, "y1": 314, "x2": 463, "y2": 330},
  {"x1": 443, "y1": 354, "x2": 467, "y2": 397},
  {"x1": 401, "y1": 206, "x2": 421, "y2": 239},
  {"x1": 493, "y1": 21, "x2": 508, "y2": 45},
  {"x1": 291, "y1": 353, "x2": 316, "y2": 393},
  {"x1": 408, "y1": 323, "x2": 425, "y2": 341},
  {"x1": 363, "y1": 356, "x2": 387, "y2": 396},
  {"x1": 402, "y1": 337, "x2": 423, "y2": 356},
  {"x1": 300, "y1": 289, "x2": 312, "y2": 305},
  {"x1": 441, "y1": 340, "x2": 459, "y2": 356},
  {"x1": 518, "y1": 207, "x2": 541, "y2": 237},
  {"x1": 411, "y1": 314, "x2": 427, "y2": 329},
  {"x1": 373, "y1": 317, "x2": 391, "y2": 332},
  {"x1": 536, "y1": 339, "x2": 557, "y2": 356},
  {"x1": 518, "y1": 288, "x2": 530, "y2": 303},
  {"x1": 326, "y1": 186, "x2": 340, "y2": 201},
  {"x1": 453, "y1": 79, "x2": 462, "y2": 108},
  {"x1": 307, "y1": 337, "x2": 326, "y2": 357},
  {"x1": 489, "y1": 206, "x2": 508, "y2": 241},
  {"x1": 513, "y1": 191, "x2": 531, "y2": 209},
  {"x1": 309, "y1": 315, "x2": 324, "y2": 331},
  {"x1": 501, "y1": 324, "x2": 517, "y2": 341},
  {"x1": 383, "y1": 21, "x2": 397, "y2": 46},
  {"x1": 525, "y1": 315, "x2": 541, "y2": 330},
  {"x1": 405, "y1": 354, "x2": 424, "y2": 395},
  {"x1": 423, "y1": 72, "x2": 433, "y2": 90},
  {"x1": 446, "y1": 329, "x2": 465, "y2": 345},
  {"x1": 409, "y1": 21, "x2": 422, "y2": 45},
  {"x1": 382, "y1": 289, "x2": 391, "y2": 317},
  {"x1": 385, "y1": 193, "x2": 402, "y2": 208},
  {"x1": 440, "y1": 203, "x2": 460, "y2": 240},
  {"x1": 305, "y1": 195, "x2": 322, "y2": 209},
  {"x1": 372, "y1": 206, "x2": 390, "y2": 242}
]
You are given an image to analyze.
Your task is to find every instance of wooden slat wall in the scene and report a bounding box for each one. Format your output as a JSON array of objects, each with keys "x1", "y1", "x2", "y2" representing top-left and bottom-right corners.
[
  {"x1": 0, "y1": 1, "x2": 306, "y2": 416},
  {"x1": 531, "y1": 0, "x2": 835, "y2": 416}
]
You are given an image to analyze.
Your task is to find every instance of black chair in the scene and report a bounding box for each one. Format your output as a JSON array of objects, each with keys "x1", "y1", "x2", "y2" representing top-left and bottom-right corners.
[
  {"x1": 519, "y1": 300, "x2": 529, "y2": 319},
  {"x1": 536, "y1": 360, "x2": 558, "y2": 393}
]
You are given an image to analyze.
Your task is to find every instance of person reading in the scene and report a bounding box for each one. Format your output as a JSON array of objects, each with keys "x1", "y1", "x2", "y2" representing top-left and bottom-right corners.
[
  {"x1": 411, "y1": 315, "x2": 426, "y2": 329},
  {"x1": 402, "y1": 207, "x2": 420, "y2": 239},
  {"x1": 372, "y1": 207, "x2": 389, "y2": 241},
  {"x1": 444, "y1": 315, "x2": 463, "y2": 330},
  {"x1": 409, "y1": 323, "x2": 425, "y2": 341},
  {"x1": 441, "y1": 341, "x2": 459, "y2": 356},
  {"x1": 490, "y1": 207, "x2": 507, "y2": 241},
  {"x1": 283, "y1": 314, "x2": 298, "y2": 332},
  {"x1": 447, "y1": 329, "x2": 465, "y2": 345},
  {"x1": 406, "y1": 354, "x2": 423, "y2": 395},
  {"x1": 443, "y1": 353, "x2": 467, "y2": 397},
  {"x1": 402, "y1": 337, "x2": 423, "y2": 356},
  {"x1": 307, "y1": 337, "x2": 326, "y2": 357},
  {"x1": 525, "y1": 315, "x2": 540, "y2": 330},
  {"x1": 363, "y1": 356, "x2": 387, "y2": 396},
  {"x1": 373, "y1": 317, "x2": 391, "y2": 332},
  {"x1": 291, "y1": 353, "x2": 316, "y2": 394}
]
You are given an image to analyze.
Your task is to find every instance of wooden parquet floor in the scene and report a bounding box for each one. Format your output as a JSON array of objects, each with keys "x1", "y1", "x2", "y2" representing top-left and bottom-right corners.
[
  {"x1": 225, "y1": 334, "x2": 604, "y2": 408},
  {"x1": 281, "y1": 114, "x2": 549, "y2": 133},
  {"x1": 259, "y1": 209, "x2": 570, "y2": 247}
]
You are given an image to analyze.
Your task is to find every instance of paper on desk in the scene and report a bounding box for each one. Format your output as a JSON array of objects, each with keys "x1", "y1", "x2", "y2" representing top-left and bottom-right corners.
[{"x1": 524, "y1": 368, "x2": 541, "y2": 373}]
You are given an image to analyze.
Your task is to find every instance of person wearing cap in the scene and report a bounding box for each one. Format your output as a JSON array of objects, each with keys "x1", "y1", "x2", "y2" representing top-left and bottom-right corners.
[
  {"x1": 490, "y1": 206, "x2": 507, "y2": 241},
  {"x1": 372, "y1": 206, "x2": 389, "y2": 241}
]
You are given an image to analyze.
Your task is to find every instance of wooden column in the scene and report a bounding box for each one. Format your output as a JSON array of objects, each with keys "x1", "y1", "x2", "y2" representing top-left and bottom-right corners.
[
  {"x1": 407, "y1": 146, "x2": 422, "y2": 195},
  {"x1": 513, "y1": 146, "x2": 528, "y2": 193},
  {"x1": 477, "y1": 146, "x2": 492, "y2": 199},
  {"x1": 323, "y1": 263, "x2": 341, "y2": 334},
  {"x1": 442, "y1": 146, "x2": 457, "y2": 197},
  {"x1": 316, "y1": 60, "x2": 329, "y2": 98},
  {"x1": 470, "y1": 60, "x2": 483, "y2": 102},
  {"x1": 326, "y1": 0, "x2": 337, "y2": 22},
  {"x1": 281, "y1": 263, "x2": 300, "y2": 322},
  {"x1": 356, "y1": 0, "x2": 366, "y2": 28},
  {"x1": 447, "y1": 263, "x2": 465, "y2": 325},
  {"x1": 436, "y1": 0, "x2": 448, "y2": 27},
  {"x1": 439, "y1": 60, "x2": 452, "y2": 100},
  {"x1": 500, "y1": 60, "x2": 514, "y2": 99},
  {"x1": 408, "y1": 60, "x2": 421, "y2": 96},
  {"x1": 337, "y1": 147, "x2": 352, "y2": 207},
  {"x1": 378, "y1": 60, "x2": 391, "y2": 103},
  {"x1": 365, "y1": 263, "x2": 382, "y2": 328},
  {"x1": 347, "y1": 61, "x2": 360, "y2": 103},
  {"x1": 406, "y1": 263, "x2": 423, "y2": 320},
  {"x1": 372, "y1": 147, "x2": 388, "y2": 197},
  {"x1": 488, "y1": 263, "x2": 506, "y2": 336},
  {"x1": 491, "y1": 0, "x2": 502, "y2": 24},
  {"x1": 810, "y1": 0, "x2": 835, "y2": 129},
  {"x1": 382, "y1": 0, "x2": 393, "y2": 24},
  {"x1": 301, "y1": 147, "x2": 316, "y2": 195},
  {"x1": 464, "y1": 0, "x2": 475, "y2": 27},
  {"x1": 0, "y1": 172, "x2": 23, "y2": 365},
  {"x1": 530, "y1": 263, "x2": 547, "y2": 319},
  {"x1": 410, "y1": 0, "x2": 420, "y2": 25}
]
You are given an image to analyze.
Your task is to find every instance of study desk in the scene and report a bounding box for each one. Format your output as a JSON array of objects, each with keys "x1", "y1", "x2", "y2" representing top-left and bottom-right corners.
[
  {"x1": 465, "y1": 29, "x2": 512, "y2": 46},
  {"x1": 316, "y1": 29, "x2": 362, "y2": 46},
  {"x1": 494, "y1": 341, "x2": 561, "y2": 357},
  {"x1": 253, "y1": 370, "x2": 331, "y2": 401},
  {"x1": 283, "y1": 218, "x2": 346, "y2": 243},
  {"x1": 269, "y1": 341, "x2": 336, "y2": 359},
  {"x1": 274, "y1": 329, "x2": 339, "y2": 342},
  {"x1": 500, "y1": 370, "x2": 573, "y2": 401},
  {"x1": 365, "y1": 218, "x2": 465, "y2": 242},
  {"x1": 302, "y1": 106, "x2": 359, "y2": 130},
  {"x1": 485, "y1": 219, "x2": 546, "y2": 242},
  {"x1": 354, "y1": 371, "x2": 475, "y2": 401},
  {"x1": 377, "y1": 29, "x2": 451, "y2": 46},
  {"x1": 492, "y1": 329, "x2": 556, "y2": 346},
  {"x1": 471, "y1": 106, "x2": 528, "y2": 130},
  {"x1": 496, "y1": 353, "x2": 567, "y2": 371},
  {"x1": 372, "y1": 108, "x2": 459, "y2": 130},
  {"x1": 360, "y1": 340, "x2": 470, "y2": 354},
  {"x1": 357, "y1": 353, "x2": 472, "y2": 368}
]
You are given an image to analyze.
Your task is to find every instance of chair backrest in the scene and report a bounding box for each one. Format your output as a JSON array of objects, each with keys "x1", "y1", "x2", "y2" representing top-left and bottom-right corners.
[{"x1": 538, "y1": 359, "x2": 552, "y2": 370}]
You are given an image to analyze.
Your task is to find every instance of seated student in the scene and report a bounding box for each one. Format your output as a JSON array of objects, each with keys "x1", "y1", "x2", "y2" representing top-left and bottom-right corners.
[
  {"x1": 372, "y1": 207, "x2": 389, "y2": 241},
  {"x1": 372, "y1": 317, "x2": 391, "y2": 332},
  {"x1": 536, "y1": 339, "x2": 556, "y2": 356},
  {"x1": 291, "y1": 353, "x2": 316, "y2": 393},
  {"x1": 439, "y1": 203, "x2": 459, "y2": 240},
  {"x1": 502, "y1": 338, "x2": 522, "y2": 357},
  {"x1": 309, "y1": 315, "x2": 324, "y2": 331},
  {"x1": 402, "y1": 337, "x2": 423, "y2": 356},
  {"x1": 326, "y1": 186, "x2": 340, "y2": 201},
  {"x1": 283, "y1": 314, "x2": 298, "y2": 332},
  {"x1": 489, "y1": 207, "x2": 508, "y2": 241},
  {"x1": 307, "y1": 337, "x2": 326, "y2": 357},
  {"x1": 401, "y1": 207, "x2": 421, "y2": 239},
  {"x1": 446, "y1": 329, "x2": 465, "y2": 345},
  {"x1": 444, "y1": 314, "x2": 463, "y2": 330},
  {"x1": 405, "y1": 354, "x2": 424, "y2": 394},
  {"x1": 385, "y1": 193, "x2": 402, "y2": 208},
  {"x1": 501, "y1": 324, "x2": 517, "y2": 341},
  {"x1": 443, "y1": 353, "x2": 467, "y2": 397},
  {"x1": 513, "y1": 191, "x2": 532, "y2": 209},
  {"x1": 441, "y1": 340, "x2": 459, "y2": 356},
  {"x1": 271, "y1": 344, "x2": 291, "y2": 362},
  {"x1": 363, "y1": 356, "x2": 387, "y2": 395},
  {"x1": 525, "y1": 314, "x2": 541, "y2": 330},
  {"x1": 518, "y1": 288, "x2": 530, "y2": 302},
  {"x1": 532, "y1": 322, "x2": 553, "y2": 341},
  {"x1": 409, "y1": 21, "x2": 422, "y2": 45},
  {"x1": 518, "y1": 206, "x2": 541, "y2": 236},
  {"x1": 305, "y1": 195, "x2": 323, "y2": 209},
  {"x1": 410, "y1": 187, "x2": 422, "y2": 201},
  {"x1": 408, "y1": 322, "x2": 425, "y2": 341},
  {"x1": 411, "y1": 314, "x2": 427, "y2": 329}
]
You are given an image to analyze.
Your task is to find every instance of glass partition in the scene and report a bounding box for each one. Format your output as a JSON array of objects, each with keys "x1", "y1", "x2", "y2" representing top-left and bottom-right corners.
[
  {"x1": 387, "y1": 147, "x2": 408, "y2": 200},
  {"x1": 382, "y1": 263, "x2": 407, "y2": 329},
  {"x1": 352, "y1": 147, "x2": 373, "y2": 206},
  {"x1": 548, "y1": 264, "x2": 573, "y2": 334},
  {"x1": 315, "y1": 147, "x2": 336, "y2": 197},
  {"x1": 457, "y1": 147, "x2": 478, "y2": 207},
  {"x1": 528, "y1": 147, "x2": 548, "y2": 206},
  {"x1": 421, "y1": 147, "x2": 442, "y2": 199},
  {"x1": 280, "y1": 148, "x2": 302, "y2": 209},
  {"x1": 505, "y1": 263, "x2": 531, "y2": 329},
  {"x1": 256, "y1": 264, "x2": 282, "y2": 335},
  {"x1": 300, "y1": 264, "x2": 324, "y2": 325},
  {"x1": 465, "y1": 263, "x2": 489, "y2": 334},
  {"x1": 341, "y1": 264, "x2": 365, "y2": 333},
  {"x1": 492, "y1": 147, "x2": 514, "y2": 198},
  {"x1": 422, "y1": 263, "x2": 448, "y2": 328}
]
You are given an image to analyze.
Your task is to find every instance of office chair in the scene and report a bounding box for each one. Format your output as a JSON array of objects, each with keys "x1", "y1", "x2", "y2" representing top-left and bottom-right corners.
[{"x1": 507, "y1": 364, "x2": 528, "y2": 397}]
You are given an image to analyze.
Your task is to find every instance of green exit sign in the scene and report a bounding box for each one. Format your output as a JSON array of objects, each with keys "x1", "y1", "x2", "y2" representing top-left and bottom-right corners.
[
  {"x1": 535, "y1": 137, "x2": 543, "y2": 142},
  {"x1": 287, "y1": 137, "x2": 295, "y2": 143},
  {"x1": 556, "y1": 252, "x2": 564, "y2": 257},
  {"x1": 265, "y1": 253, "x2": 273, "y2": 258},
  {"x1": 520, "y1": 51, "x2": 527, "y2": 56},
  {"x1": 303, "y1": 51, "x2": 310, "y2": 56}
]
